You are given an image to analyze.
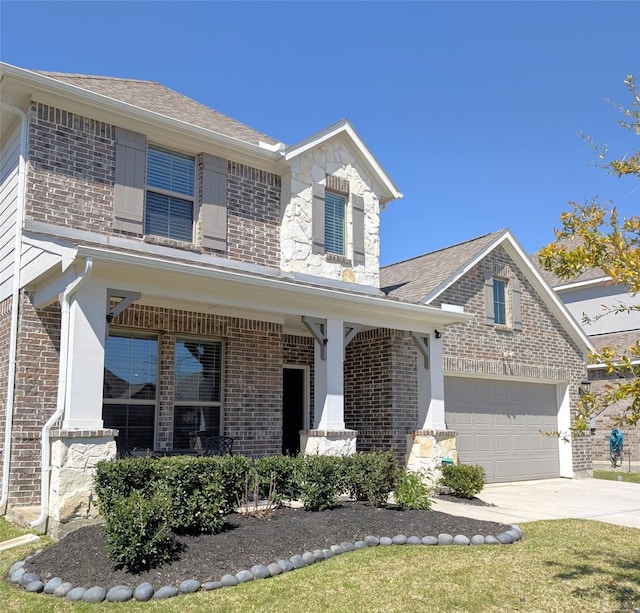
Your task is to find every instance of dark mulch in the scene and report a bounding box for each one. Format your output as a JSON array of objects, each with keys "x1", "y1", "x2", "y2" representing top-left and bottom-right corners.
[{"x1": 25, "y1": 501, "x2": 511, "y2": 590}]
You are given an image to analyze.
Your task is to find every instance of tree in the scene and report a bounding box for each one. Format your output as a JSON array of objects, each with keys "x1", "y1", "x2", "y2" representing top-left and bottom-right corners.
[{"x1": 538, "y1": 75, "x2": 640, "y2": 432}]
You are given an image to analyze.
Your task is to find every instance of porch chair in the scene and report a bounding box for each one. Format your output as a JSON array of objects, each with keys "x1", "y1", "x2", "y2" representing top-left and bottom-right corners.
[
  {"x1": 203, "y1": 435, "x2": 234, "y2": 457},
  {"x1": 114, "y1": 436, "x2": 134, "y2": 459}
]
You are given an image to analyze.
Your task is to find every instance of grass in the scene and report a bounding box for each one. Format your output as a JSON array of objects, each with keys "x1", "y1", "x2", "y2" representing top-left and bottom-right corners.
[
  {"x1": 1, "y1": 518, "x2": 639, "y2": 612},
  {"x1": 594, "y1": 470, "x2": 640, "y2": 484}
]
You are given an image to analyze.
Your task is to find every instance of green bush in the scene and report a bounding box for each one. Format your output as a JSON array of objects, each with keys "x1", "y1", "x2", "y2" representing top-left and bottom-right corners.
[
  {"x1": 153, "y1": 457, "x2": 226, "y2": 534},
  {"x1": 254, "y1": 455, "x2": 298, "y2": 501},
  {"x1": 102, "y1": 490, "x2": 177, "y2": 572},
  {"x1": 342, "y1": 452, "x2": 397, "y2": 507},
  {"x1": 439, "y1": 463, "x2": 486, "y2": 499},
  {"x1": 197, "y1": 454, "x2": 253, "y2": 515},
  {"x1": 295, "y1": 455, "x2": 343, "y2": 511},
  {"x1": 395, "y1": 469, "x2": 433, "y2": 510},
  {"x1": 94, "y1": 456, "x2": 157, "y2": 511}
]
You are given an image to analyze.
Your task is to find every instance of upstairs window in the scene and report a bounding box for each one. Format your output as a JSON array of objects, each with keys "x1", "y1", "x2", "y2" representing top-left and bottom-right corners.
[
  {"x1": 145, "y1": 145, "x2": 195, "y2": 241},
  {"x1": 493, "y1": 278, "x2": 506, "y2": 325},
  {"x1": 324, "y1": 191, "x2": 346, "y2": 256}
]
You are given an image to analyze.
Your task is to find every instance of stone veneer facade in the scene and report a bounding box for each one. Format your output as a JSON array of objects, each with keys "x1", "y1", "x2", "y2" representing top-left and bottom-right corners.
[
  {"x1": 280, "y1": 136, "x2": 381, "y2": 287},
  {"x1": 431, "y1": 246, "x2": 592, "y2": 477}
]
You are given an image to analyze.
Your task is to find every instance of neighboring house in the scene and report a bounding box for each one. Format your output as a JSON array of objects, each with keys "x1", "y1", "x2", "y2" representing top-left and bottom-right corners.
[
  {"x1": 536, "y1": 262, "x2": 640, "y2": 469},
  {"x1": 0, "y1": 63, "x2": 471, "y2": 536},
  {"x1": 381, "y1": 229, "x2": 593, "y2": 483}
]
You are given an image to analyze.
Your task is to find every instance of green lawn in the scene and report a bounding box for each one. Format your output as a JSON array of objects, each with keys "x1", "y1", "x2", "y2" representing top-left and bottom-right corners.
[
  {"x1": 2, "y1": 518, "x2": 639, "y2": 612},
  {"x1": 594, "y1": 469, "x2": 640, "y2": 484}
]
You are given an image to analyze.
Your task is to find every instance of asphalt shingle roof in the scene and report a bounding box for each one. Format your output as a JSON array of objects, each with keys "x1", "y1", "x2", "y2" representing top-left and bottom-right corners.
[
  {"x1": 380, "y1": 230, "x2": 506, "y2": 303},
  {"x1": 36, "y1": 71, "x2": 279, "y2": 147}
]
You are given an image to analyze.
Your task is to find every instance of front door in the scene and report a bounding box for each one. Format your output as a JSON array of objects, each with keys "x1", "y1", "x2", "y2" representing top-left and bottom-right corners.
[{"x1": 282, "y1": 367, "x2": 305, "y2": 455}]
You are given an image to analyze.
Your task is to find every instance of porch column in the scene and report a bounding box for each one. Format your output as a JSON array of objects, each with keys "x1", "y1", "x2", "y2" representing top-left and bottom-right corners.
[
  {"x1": 62, "y1": 282, "x2": 107, "y2": 429},
  {"x1": 300, "y1": 316, "x2": 357, "y2": 456},
  {"x1": 412, "y1": 332, "x2": 446, "y2": 430},
  {"x1": 407, "y1": 331, "x2": 456, "y2": 476},
  {"x1": 315, "y1": 317, "x2": 346, "y2": 429}
]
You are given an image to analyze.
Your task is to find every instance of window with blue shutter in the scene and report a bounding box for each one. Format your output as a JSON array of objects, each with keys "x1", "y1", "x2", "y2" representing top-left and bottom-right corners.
[
  {"x1": 324, "y1": 191, "x2": 346, "y2": 256},
  {"x1": 144, "y1": 145, "x2": 195, "y2": 241}
]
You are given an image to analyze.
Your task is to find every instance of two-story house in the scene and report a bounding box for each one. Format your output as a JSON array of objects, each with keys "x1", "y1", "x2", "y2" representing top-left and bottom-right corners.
[{"x1": 1, "y1": 63, "x2": 473, "y2": 536}]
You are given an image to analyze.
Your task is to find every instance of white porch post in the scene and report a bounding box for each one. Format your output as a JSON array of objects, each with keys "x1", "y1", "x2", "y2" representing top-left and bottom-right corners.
[
  {"x1": 315, "y1": 317, "x2": 346, "y2": 430},
  {"x1": 62, "y1": 283, "x2": 107, "y2": 429},
  {"x1": 412, "y1": 332, "x2": 446, "y2": 430},
  {"x1": 407, "y1": 331, "x2": 456, "y2": 476}
]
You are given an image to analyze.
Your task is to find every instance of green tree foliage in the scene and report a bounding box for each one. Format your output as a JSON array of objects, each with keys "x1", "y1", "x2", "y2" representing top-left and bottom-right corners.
[{"x1": 538, "y1": 75, "x2": 639, "y2": 430}]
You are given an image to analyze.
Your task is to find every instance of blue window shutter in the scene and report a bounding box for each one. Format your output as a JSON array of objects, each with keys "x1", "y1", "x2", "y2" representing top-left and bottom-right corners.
[
  {"x1": 201, "y1": 154, "x2": 228, "y2": 251},
  {"x1": 352, "y1": 194, "x2": 365, "y2": 265},
  {"x1": 512, "y1": 278, "x2": 523, "y2": 330},
  {"x1": 114, "y1": 128, "x2": 145, "y2": 233},
  {"x1": 312, "y1": 183, "x2": 325, "y2": 254}
]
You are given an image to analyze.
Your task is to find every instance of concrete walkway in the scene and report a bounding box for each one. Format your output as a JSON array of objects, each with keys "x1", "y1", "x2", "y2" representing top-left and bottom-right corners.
[{"x1": 432, "y1": 478, "x2": 640, "y2": 529}]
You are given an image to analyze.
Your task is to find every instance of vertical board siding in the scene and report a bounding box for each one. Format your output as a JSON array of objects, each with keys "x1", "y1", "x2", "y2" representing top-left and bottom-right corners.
[{"x1": 0, "y1": 126, "x2": 21, "y2": 302}]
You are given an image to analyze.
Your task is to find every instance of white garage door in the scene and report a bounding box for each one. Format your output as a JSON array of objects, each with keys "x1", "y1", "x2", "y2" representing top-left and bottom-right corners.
[{"x1": 445, "y1": 377, "x2": 560, "y2": 483}]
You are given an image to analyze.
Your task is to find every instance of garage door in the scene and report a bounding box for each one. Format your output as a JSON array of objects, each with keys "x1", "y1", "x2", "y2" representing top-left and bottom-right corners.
[{"x1": 445, "y1": 377, "x2": 560, "y2": 483}]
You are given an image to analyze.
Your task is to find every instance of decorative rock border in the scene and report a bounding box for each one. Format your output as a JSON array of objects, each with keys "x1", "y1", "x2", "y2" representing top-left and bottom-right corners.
[{"x1": 8, "y1": 525, "x2": 523, "y2": 603}]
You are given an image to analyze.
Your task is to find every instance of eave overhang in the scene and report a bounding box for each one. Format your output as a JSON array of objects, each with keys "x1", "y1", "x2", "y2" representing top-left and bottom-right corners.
[{"x1": 54, "y1": 245, "x2": 473, "y2": 334}]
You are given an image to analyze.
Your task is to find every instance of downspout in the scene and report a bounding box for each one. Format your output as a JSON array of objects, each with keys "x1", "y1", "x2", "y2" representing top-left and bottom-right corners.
[
  {"x1": 30, "y1": 257, "x2": 93, "y2": 529},
  {"x1": 0, "y1": 102, "x2": 27, "y2": 514}
]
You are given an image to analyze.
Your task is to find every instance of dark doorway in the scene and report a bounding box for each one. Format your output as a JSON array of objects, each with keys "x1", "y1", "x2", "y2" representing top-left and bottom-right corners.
[{"x1": 283, "y1": 367, "x2": 305, "y2": 455}]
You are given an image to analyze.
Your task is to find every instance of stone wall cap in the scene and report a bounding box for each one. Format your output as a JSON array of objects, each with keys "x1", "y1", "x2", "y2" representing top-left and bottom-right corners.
[
  {"x1": 50, "y1": 429, "x2": 118, "y2": 439},
  {"x1": 303, "y1": 429, "x2": 358, "y2": 438}
]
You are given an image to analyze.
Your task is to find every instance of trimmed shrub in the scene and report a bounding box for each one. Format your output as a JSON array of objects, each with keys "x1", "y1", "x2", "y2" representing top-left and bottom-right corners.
[
  {"x1": 395, "y1": 469, "x2": 433, "y2": 510},
  {"x1": 153, "y1": 457, "x2": 226, "y2": 534},
  {"x1": 197, "y1": 454, "x2": 253, "y2": 515},
  {"x1": 103, "y1": 490, "x2": 177, "y2": 572},
  {"x1": 295, "y1": 455, "x2": 343, "y2": 511},
  {"x1": 439, "y1": 463, "x2": 486, "y2": 499},
  {"x1": 342, "y1": 452, "x2": 397, "y2": 507},
  {"x1": 254, "y1": 455, "x2": 298, "y2": 501},
  {"x1": 94, "y1": 456, "x2": 157, "y2": 511}
]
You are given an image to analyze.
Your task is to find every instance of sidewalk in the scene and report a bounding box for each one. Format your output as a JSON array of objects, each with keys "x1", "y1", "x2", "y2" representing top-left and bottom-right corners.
[{"x1": 432, "y1": 478, "x2": 640, "y2": 528}]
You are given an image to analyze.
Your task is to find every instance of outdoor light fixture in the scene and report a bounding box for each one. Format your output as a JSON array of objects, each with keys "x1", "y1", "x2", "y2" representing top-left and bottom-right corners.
[
  {"x1": 578, "y1": 380, "x2": 591, "y2": 397},
  {"x1": 434, "y1": 330, "x2": 442, "y2": 339}
]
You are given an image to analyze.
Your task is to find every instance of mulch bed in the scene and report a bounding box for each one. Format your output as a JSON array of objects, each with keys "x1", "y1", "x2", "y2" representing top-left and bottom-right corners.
[{"x1": 24, "y1": 500, "x2": 511, "y2": 589}]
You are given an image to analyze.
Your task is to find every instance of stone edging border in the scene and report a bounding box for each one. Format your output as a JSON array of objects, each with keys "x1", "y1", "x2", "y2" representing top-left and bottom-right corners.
[{"x1": 7, "y1": 525, "x2": 523, "y2": 603}]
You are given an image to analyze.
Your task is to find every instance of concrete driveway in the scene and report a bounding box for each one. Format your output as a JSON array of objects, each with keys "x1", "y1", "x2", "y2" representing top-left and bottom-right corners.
[{"x1": 433, "y1": 478, "x2": 640, "y2": 528}]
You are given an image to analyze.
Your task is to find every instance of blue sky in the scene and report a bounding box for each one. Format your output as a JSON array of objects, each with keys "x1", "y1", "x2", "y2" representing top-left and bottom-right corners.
[{"x1": 1, "y1": 1, "x2": 638, "y2": 265}]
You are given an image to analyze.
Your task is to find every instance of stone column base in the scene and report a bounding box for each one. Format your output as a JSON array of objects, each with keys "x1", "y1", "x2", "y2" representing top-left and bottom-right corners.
[
  {"x1": 406, "y1": 429, "x2": 457, "y2": 480},
  {"x1": 48, "y1": 429, "x2": 118, "y2": 539},
  {"x1": 300, "y1": 429, "x2": 357, "y2": 456}
]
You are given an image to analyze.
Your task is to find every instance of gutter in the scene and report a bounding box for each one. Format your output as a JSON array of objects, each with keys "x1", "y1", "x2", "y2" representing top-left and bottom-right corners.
[
  {"x1": 30, "y1": 257, "x2": 93, "y2": 529},
  {"x1": 0, "y1": 102, "x2": 27, "y2": 514}
]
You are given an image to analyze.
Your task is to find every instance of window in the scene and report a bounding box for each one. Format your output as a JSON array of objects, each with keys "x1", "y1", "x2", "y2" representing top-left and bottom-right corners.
[
  {"x1": 103, "y1": 332, "x2": 157, "y2": 451},
  {"x1": 173, "y1": 339, "x2": 222, "y2": 451},
  {"x1": 144, "y1": 145, "x2": 195, "y2": 241},
  {"x1": 324, "y1": 191, "x2": 346, "y2": 256},
  {"x1": 493, "y1": 278, "x2": 506, "y2": 325}
]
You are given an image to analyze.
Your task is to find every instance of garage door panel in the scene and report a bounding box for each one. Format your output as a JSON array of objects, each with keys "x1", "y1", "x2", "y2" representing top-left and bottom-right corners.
[{"x1": 445, "y1": 377, "x2": 560, "y2": 483}]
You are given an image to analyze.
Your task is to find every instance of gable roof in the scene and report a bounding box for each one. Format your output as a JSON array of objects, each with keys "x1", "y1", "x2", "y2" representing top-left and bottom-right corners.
[
  {"x1": 381, "y1": 229, "x2": 593, "y2": 353},
  {"x1": 380, "y1": 230, "x2": 504, "y2": 303},
  {"x1": 285, "y1": 119, "x2": 402, "y2": 204}
]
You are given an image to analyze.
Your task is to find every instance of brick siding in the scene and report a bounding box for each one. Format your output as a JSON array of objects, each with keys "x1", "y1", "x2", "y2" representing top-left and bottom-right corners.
[
  {"x1": 112, "y1": 304, "x2": 284, "y2": 457},
  {"x1": 226, "y1": 162, "x2": 281, "y2": 267},
  {"x1": 26, "y1": 102, "x2": 116, "y2": 233},
  {"x1": 432, "y1": 246, "x2": 591, "y2": 475},
  {"x1": 345, "y1": 328, "x2": 417, "y2": 463},
  {"x1": 25, "y1": 102, "x2": 282, "y2": 269},
  {"x1": 9, "y1": 293, "x2": 61, "y2": 505}
]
